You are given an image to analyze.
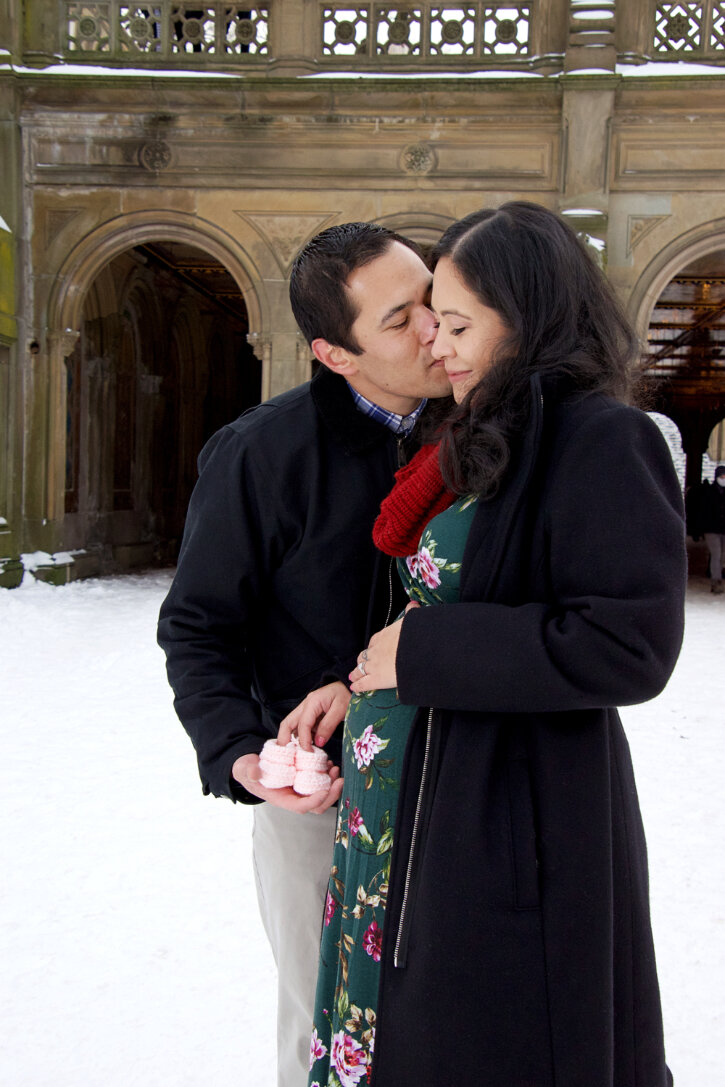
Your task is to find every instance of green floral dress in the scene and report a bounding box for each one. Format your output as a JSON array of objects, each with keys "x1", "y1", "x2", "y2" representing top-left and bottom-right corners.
[{"x1": 308, "y1": 494, "x2": 478, "y2": 1087}]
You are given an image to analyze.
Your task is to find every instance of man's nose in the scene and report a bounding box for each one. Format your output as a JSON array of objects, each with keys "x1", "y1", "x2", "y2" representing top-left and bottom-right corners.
[{"x1": 417, "y1": 306, "x2": 438, "y2": 344}]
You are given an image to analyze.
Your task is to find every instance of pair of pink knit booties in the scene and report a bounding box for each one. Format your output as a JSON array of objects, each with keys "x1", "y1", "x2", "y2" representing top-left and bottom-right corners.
[{"x1": 259, "y1": 738, "x2": 332, "y2": 795}]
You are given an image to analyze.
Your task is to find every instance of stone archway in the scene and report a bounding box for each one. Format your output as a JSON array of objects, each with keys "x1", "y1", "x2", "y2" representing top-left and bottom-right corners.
[
  {"x1": 375, "y1": 211, "x2": 455, "y2": 258},
  {"x1": 630, "y1": 220, "x2": 725, "y2": 492},
  {"x1": 48, "y1": 213, "x2": 266, "y2": 569}
]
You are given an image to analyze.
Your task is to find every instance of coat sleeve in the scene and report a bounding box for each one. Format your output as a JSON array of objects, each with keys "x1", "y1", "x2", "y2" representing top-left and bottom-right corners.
[
  {"x1": 396, "y1": 405, "x2": 687, "y2": 714},
  {"x1": 157, "y1": 422, "x2": 285, "y2": 802}
]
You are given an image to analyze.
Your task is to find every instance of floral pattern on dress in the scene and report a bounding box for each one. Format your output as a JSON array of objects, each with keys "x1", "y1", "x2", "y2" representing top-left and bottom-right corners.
[
  {"x1": 308, "y1": 495, "x2": 478, "y2": 1087},
  {"x1": 402, "y1": 497, "x2": 475, "y2": 606}
]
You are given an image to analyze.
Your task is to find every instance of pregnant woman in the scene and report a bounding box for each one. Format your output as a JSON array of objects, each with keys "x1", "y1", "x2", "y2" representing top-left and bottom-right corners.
[{"x1": 284, "y1": 202, "x2": 685, "y2": 1087}]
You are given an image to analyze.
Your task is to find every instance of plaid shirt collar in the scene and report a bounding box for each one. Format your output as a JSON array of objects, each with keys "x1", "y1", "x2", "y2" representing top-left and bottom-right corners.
[{"x1": 347, "y1": 384, "x2": 427, "y2": 437}]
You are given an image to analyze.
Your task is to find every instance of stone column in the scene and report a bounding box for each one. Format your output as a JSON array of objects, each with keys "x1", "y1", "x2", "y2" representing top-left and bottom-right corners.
[
  {"x1": 267, "y1": 0, "x2": 319, "y2": 74},
  {"x1": 46, "y1": 328, "x2": 80, "y2": 523},
  {"x1": 21, "y1": 329, "x2": 76, "y2": 552},
  {"x1": 85, "y1": 354, "x2": 114, "y2": 537},
  {"x1": 22, "y1": 0, "x2": 62, "y2": 67},
  {"x1": 564, "y1": 0, "x2": 616, "y2": 74}
]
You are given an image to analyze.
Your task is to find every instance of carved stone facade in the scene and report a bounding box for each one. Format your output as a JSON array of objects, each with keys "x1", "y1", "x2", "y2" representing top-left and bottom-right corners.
[{"x1": 1, "y1": 0, "x2": 725, "y2": 582}]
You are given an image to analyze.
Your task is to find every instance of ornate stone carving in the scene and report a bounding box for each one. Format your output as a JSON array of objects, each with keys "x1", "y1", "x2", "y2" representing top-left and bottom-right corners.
[
  {"x1": 49, "y1": 328, "x2": 81, "y2": 360},
  {"x1": 441, "y1": 19, "x2": 464, "y2": 45},
  {"x1": 400, "y1": 143, "x2": 436, "y2": 175},
  {"x1": 79, "y1": 15, "x2": 98, "y2": 37},
  {"x1": 247, "y1": 331, "x2": 271, "y2": 365},
  {"x1": 139, "y1": 140, "x2": 172, "y2": 172},
  {"x1": 627, "y1": 215, "x2": 671, "y2": 256},
  {"x1": 336, "y1": 19, "x2": 357, "y2": 44},
  {"x1": 236, "y1": 18, "x2": 256, "y2": 44},
  {"x1": 236, "y1": 212, "x2": 338, "y2": 272},
  {"x1": 654, "y1": 3, "x2": 702, "y2": 53}
]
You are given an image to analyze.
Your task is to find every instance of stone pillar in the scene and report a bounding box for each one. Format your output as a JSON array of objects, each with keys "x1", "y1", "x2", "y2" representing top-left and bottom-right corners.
[
  {"x1": 22, "y1": 0, "x2": 62, "y2": 67},
  {"x1": 85, "y1": 353, "x2": 114, "y2": 537},
  {"x1": 561, "y1": 80, "x2": 616, "y2": 208},
  {"x1": 247, "y1": 332, "x2": 273, "y2": 400},
  {"x1": 46, "y1": 328, "x2": 80, "y2": 523},
  {"x1": 615, "y1": 0, "x2": 652, "y2": 64},
  {"x1": 564, "y1": 0, "x2": 616, "y2": 74},
  {"x1": 137, "y1": 371, "x2": 163, "y2": 528},
  {"x1": 267, "y1": 0, "x2": 319, "y2": 74},
  {"x1": 0, "y1": 342, "x2": 22, "y2": 587},
  {"x1": 0, "y1": 0, "x2": 21, "y2": 61}
]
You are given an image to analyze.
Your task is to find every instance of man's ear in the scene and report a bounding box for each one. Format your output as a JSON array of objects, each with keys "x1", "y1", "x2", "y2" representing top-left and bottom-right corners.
[{"x1": 311, "y1": 338, "x2": 359, "y2": 377}]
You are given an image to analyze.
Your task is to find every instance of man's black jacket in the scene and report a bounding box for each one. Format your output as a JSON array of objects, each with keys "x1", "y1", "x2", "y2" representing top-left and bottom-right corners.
[{"x1": 158, "y1": 367, "x2": 412, "y2": 802}]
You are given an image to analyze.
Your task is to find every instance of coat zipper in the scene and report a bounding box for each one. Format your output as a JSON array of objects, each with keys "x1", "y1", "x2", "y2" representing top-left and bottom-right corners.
[
  {"x1": 384, "y1": 556, "x2": 395, "y2": 628},
  {"x1": 393, "y1": 706, "x2": 434, "y2": 968},
  {"x1": 390, "y1": 389, "x2": 545, "y2": 972}
]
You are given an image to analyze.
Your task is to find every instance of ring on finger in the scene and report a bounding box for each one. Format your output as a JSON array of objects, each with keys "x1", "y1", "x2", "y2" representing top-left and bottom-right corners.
[{"x1": 358, "y1": 659, "x2": 367, "y2": 676}]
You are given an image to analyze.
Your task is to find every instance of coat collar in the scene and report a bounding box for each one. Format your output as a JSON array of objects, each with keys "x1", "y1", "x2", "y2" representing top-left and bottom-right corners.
[
  {"x1": 310, "y1": 365, "x2": 393, "y2": 454},
  {"x1": 460, "y1": 374, "x2": 545, "y2": 601}
]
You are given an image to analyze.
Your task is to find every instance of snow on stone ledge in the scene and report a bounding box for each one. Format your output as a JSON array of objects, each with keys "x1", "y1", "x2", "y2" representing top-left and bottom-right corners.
[{"x1": 20, "y1": 551, "x2": 77, "y2": 572}]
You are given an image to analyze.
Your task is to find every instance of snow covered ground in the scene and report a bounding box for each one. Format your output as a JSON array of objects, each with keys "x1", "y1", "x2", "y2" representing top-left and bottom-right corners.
[{"x1": 1, "y1": 569, "x2": 723, "y2": 1086}]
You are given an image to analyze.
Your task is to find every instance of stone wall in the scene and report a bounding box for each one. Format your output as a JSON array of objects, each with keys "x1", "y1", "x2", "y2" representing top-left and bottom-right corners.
[{"x1": 2, "y1": 0, "x2": 725, "y2": 578}]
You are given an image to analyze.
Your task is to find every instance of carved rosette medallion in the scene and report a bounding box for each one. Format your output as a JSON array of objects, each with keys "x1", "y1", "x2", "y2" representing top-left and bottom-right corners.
[
  {"x1": 667, "y1": 13, "x2": 691, "y2": 42},
  {"x1": 78, "y1": 16, "x2": 98, "y2": 38},
  {"x1": 139, "y1": 140, "x2": 172, "y2": 172},
  {"x1": 236, "y1": 18, "x2": 256, "y2": 44},
  {"x1": 400, "y1": 143, "x2": 436, "y2": 176},
  {"x1": 335, "y1": 20, "x2": 357, "y2": 44},
  {"x1": 496, "y1": 18, "x2": 518, "y2": 44},
  {"x1": 130, "y1": 16, "x2": 152, "y2": 41},
  {"x1": 441, "y1": 19, "x2": 463, "y2": 44},
  {"x1": 389, "y1": 16, "x2": 410, "y2": 45},
  {"x1": 184, "y1": 18, "x2": 203, "y2": 43}
]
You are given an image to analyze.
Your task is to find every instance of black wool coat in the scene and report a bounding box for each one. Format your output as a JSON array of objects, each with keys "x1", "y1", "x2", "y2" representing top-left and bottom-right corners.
[
  {"x1": 158, "y1": 367, "x2": 413, "y2": 800},
  {"x1": 371, "y1": 387, "x2": 686, "y2": 1087}
]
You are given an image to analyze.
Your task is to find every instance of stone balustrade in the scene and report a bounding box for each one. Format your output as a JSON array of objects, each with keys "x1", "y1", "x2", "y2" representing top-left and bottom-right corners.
[{"x1": 5, "y1": 0, "x2": 723, "y2": 73}]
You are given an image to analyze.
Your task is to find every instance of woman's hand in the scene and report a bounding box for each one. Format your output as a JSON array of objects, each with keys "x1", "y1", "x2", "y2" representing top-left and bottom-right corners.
[{"x1": 349, "y1": 602, "x2": 420, "y2": 693}]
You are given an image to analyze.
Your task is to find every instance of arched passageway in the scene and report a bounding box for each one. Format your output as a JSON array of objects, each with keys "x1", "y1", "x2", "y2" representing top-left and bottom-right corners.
[
  {"x1": 642, "y1": 249, "x2": 725, "y2": 492},
  {"x1": 63, "y1": 241, "x2": 261, "y2": 567}
]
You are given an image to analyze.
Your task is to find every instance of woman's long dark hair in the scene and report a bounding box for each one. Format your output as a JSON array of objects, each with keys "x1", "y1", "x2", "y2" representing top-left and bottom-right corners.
[{"x1": 433, "y1": 202, "x2": 639, "y2": 497}]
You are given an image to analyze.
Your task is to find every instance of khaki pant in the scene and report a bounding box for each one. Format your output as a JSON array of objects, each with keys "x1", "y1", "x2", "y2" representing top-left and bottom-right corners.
[{"x1": 252, "y1": 802, "x2": 338, "y2": 1087}]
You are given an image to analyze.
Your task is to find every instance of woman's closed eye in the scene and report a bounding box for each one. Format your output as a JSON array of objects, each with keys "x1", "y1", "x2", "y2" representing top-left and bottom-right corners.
[{"x1": 451, "y1": 326, "x2": 466, "y2": 336}]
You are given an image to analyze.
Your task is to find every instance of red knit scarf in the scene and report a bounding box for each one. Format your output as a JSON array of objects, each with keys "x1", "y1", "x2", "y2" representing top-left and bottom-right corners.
[{"x1": 373, "y1": 443, "x2": 457, "y2": 557}]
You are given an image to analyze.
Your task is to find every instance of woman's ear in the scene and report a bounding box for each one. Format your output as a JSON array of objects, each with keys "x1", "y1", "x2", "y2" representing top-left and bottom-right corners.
[{"x1": 311, "y1": 338, "x2": 358, "y2": 377}]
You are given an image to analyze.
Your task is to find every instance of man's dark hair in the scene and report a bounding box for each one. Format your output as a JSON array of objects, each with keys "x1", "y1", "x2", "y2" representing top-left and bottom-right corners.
[
  {"x1": 289, "y1": 222, "x2": 420, "y2": 354},
  {"x1": 432, "y1": 201, "x2": 639, "y2": 496}
]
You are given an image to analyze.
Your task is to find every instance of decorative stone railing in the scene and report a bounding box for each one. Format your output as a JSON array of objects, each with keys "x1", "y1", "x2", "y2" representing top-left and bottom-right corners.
[
  {"x1": 59, "y1": 1, "x2": 546, "y2": 69},
  {"x1": 318, "y1": 3, "x2": 534, "y2": 63},
  {"x1": 10, "y1": 0, "x2": 725, "y2": 72},
  {"x1": 651, "y1": 0, "x2": 725, "y2": 60},
  {"x1": 63, "y1": 2, "x2": 270, "y2": 61}
]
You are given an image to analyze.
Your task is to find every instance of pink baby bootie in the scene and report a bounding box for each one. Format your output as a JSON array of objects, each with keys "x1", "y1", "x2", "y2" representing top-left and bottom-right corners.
[
  {"x1": 293, "y1": 746, "x2": 332, "y2": 796},
  {"x1": 258, "y1": 738, "x2": 296, "y2": 789}
]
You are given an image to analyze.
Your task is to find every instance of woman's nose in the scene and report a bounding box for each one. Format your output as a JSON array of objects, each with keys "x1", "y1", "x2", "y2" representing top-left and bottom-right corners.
[{"x1": 431, "y1": 328, "x2": 447, "y2": 360}]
